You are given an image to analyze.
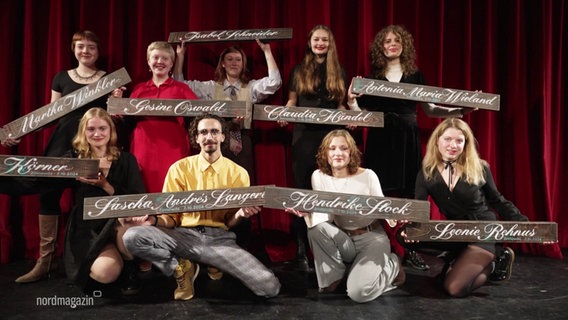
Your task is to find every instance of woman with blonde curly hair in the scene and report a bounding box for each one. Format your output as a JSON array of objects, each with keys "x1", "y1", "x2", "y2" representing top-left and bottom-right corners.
[{"x1": 287, "y1": 129, "x2": 405, "y2": 303}]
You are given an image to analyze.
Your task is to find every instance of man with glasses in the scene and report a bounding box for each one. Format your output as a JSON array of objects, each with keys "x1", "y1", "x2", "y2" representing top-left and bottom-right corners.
[{"x1": 122, "y1": 113, "x2": 281, "y2": 301}]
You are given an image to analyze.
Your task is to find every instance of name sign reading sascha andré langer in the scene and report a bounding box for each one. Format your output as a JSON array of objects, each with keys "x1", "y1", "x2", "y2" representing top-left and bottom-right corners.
[{"x1": 83, "y1": 186, "x2": 267, "y2": 220}]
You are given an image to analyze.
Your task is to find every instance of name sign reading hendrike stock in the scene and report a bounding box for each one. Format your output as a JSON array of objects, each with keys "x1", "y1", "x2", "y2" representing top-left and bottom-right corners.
[
  {"x1": 351, "y1": 77, "x2": 500, "y2": 111},
  {"x1": 263, "y1": 186, "x2": 429, "y2": 222},
  {"x1": 0, "y1": 68, "x2": 131, "y2": 142},
  {"x1": 107, "y1": 97, "x2": 249, "y2": 119},
  {"x1": 0, "y1": 155, "x2": 99, "y2": 179},
  {"x1": 83, "y1": 186, "x2": 267, "y2": 220},
  {"x1": 168, "y1": 28, "x2": 293, "y2": 44},
  {"x1": 405, "y1": 221, "x2": 558, "y2": 243},
  {"x1": 253, "y1": 104, "x2": 384, "y2": 127}
]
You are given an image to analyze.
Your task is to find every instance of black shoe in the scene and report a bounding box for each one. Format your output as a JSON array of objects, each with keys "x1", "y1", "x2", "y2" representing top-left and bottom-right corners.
[
  {"x1": 121, "y1": 262, "x2": 141, "y2": 296},
  {"x1": 405, "y1": 250, "x2": 430, "y2": 271},
  {"x1": 490, "y1": 247, "x2": 515, "y2": 281}
]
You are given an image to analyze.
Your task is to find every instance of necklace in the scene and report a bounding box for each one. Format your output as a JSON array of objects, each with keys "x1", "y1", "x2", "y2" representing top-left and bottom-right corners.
[
  {"x1": 73, "y1": 68, "x2": 98, "y2": 81},
  {"x1": 330, "y1": 176, "x2": 350, "y2": 192}
]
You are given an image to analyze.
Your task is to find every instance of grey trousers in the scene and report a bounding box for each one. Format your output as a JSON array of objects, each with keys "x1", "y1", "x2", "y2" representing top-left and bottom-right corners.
[
  {"x1": 308, "y1": 222, "x2": 400, "y2": 303},
  {"x1": 123, "y1": 225, "x2": 280, "y2": 297}
]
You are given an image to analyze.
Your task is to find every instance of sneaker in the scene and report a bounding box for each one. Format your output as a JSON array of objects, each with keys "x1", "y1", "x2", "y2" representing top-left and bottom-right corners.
[
  {"x1": 207, "y1": 266, "x2": 223, "y2": 280},
  {"x1": 121, "y1": 268, "x2": 141, "y2": 296},
  {"x1": 405, "y1": 250, "x2": 430, "y2": 271},
  {"x1": 490, "y1": 247, "x2": 515, "y2": 281},
  {"x1": 318, "y1": 278, "x2": 341, "y2": 294},
  {"x1": 174, "y1": 259, "x2": 200, "y2": 300}
]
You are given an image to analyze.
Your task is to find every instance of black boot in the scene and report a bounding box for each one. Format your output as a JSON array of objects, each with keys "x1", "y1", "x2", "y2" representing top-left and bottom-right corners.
[
  {"x1": 121, "y1": 260, "x2": 141, "y2": 296},
  {"x1": 405, "y1": 250, "x2": 430, "y2": 271},
  {"x1": 490, "y1": 247, "x2": 515, "y2": 281}
]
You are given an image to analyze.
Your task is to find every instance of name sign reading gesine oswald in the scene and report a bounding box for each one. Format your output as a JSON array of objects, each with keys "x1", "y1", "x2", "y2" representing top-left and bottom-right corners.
[
  {"x1": 168, "y1": 28, "x2": 293, "y2": 44},
  {"x1": 83, "y1": 185, "x2": 267, "y2": 220},
  {"x1": 405, "y1": 221, "x2": 558, "y2": 243},
  {"x1": 351, "y1": 77, "x2": 500, "y2": 111},
  {"x1": 253, "y1": 104, "x2": 384, "y2": 127},
  {"x1": 0, "y1": 155, "x2": 99, "y2": 179},
  {"x1": 107, "y1": 97, "x2": 249, "y2": 119},
  {"x1": 263, "y1": 186, "x2": 429, "y2": 222},
  {"x1": 0, "y1": 68, "x2": 131, "y2": 142}
]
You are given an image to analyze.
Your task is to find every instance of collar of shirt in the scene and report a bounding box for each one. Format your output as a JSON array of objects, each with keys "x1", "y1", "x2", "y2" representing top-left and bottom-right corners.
[
  {"x1": 197, "y1": 153, "x2": 224, "y2": 173},
  {"x1": 144, "y1": 77, "x2": 175, "y2": 88},
  {"x1": 223, "y1": 79, "x2": 242, "y2": 92}
]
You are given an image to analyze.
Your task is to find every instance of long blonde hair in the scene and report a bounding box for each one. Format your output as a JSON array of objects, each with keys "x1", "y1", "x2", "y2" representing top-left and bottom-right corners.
[
  {"x1": 293, "y1": 25, "x2": 345, "y2": 102},
  {"x1": 316, "y1": 129, "x2": 361, "y2": 176},
  {"x1": 422, "y1": 118, "x2": 486, "y2": 185},
  {"x1": 72, "y1": 107, "x2": 120, "y2": 160}
]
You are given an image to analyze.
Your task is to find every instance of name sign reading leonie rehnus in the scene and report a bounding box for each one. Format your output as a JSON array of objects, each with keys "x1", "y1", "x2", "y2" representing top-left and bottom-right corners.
[
  {"x1": 107, "y1": 97, "x2": 249, "y2": 119},
  {"x1": 83, "y1": 185, "x2": 267, "y2": 220},
  {"x1": 168, "y1": 28, "x2": 293, "y2": 43},
  {"x1": 253, "y1": 104, "x2": 384, "y2": 127},
  {"x1": 263, "y1": 186, "x2": 429, "y2": 222},
  {"x1": 405, "y1": 220, "x2": 557, "y2": 243},
  {"x1": 351, "y1": 77, "x2": 500, "y2": 111},
  {"x1": 0, "y1": 155, "x2": 99, "y2": 179},
  {"x1": 0, "y1": 68, "x2": 131, "y2": 142}
]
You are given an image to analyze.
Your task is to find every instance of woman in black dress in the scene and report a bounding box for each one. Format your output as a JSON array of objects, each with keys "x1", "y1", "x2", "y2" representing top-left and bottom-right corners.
[{"x1": 63, "y1": 107, "x2": 145, "y2": 293}]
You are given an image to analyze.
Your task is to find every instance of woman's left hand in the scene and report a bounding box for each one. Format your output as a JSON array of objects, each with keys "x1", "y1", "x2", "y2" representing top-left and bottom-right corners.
[{"x1": 77, "y1": 172, "x2": 107, "y2": 188}]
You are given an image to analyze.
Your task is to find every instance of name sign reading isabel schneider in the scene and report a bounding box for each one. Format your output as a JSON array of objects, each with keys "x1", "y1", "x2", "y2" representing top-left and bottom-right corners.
[
  {"x1": 83, "y1": 186, "x2": 267, "y2": 220},
  {"x1": 405, "y1": 221, "x2": 557, "y2": 243},
  {"x1": 168, "y1": 28, "x2": 292, "y2": 44},
  {"x1": 263, "y1": 186, "x2": 429, "y2": 222}
]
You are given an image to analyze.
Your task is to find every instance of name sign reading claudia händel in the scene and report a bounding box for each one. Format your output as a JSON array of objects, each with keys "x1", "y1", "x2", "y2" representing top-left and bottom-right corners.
[
  {"x1": 405, "y1": 221, "x2": 558, "y2": 243},
  {"x1": 107, "y1": 97, "x2": 249, "y2": 119},
  {"x1": 0, "y1": 68, "x2": 131, "y2": 142},
  {"x1": 253, "y1": 104, "x2": 384, "y2": 127},
  {"x1": 168, "y1": 28, "x2": 293, "y2": 44},
  {"x1": 83, "y1": 186, "x2": 267, "y2": 220},
  {"x1": 263, "y1": 186, "x2": 429, "y2": 222},
  {"x1": 351, "y1": 77, "x2": 500, "y2": 111},
  {"x1": 0, "y1": 155, "x2": 99, "y2": 179}
]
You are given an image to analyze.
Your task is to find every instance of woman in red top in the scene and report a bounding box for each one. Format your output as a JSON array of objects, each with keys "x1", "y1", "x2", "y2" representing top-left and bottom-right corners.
[{"x1": 129, "y1": 41, "x2": 198, "y2": 193}]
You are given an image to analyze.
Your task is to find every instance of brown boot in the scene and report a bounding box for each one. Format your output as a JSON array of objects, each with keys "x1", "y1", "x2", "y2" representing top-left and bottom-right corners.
[{"x1": 15, "y1": 215, "x2": 58, "y2": 283}]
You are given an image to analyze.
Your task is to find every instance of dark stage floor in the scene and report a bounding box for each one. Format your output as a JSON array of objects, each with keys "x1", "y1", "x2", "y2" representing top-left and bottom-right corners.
[{"x1": 1, "y1": 251, "x2": 567, "y2": 320}]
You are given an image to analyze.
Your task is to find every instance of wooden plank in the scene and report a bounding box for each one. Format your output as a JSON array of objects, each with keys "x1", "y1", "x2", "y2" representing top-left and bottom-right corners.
[
  {"x1": 0, "y1": 155, "x2": 99, "y2": 179},
  {"x1": 168, "y1": 28, "x2": 293, "y2": 44},
  {"x1": 351, "y1": 77, "x2": 500, "y2": 111},
  {"x1": 107, "y1": 97, "x2": 249, "y2": 118},
  {"x1": 0, "y1": 68, "x2": 131, "y2": 142},
  {"x1": 83, "y1": 185, "x2": 268, "y2": 220},
  {"x1": 253, "y1": 104, "x2": 384, "y2": 127},
  {"x1": 405, "y1": 220, "x2": 558, "y2": 243},
  {"x1": 263, "y1": 186, "x2": 429, "y2": 222}
]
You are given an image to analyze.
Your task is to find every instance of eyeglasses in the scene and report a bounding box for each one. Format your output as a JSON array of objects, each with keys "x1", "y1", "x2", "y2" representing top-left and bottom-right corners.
[{"x1": 198, "y1": 128, "x2": 221, "y2": 136}]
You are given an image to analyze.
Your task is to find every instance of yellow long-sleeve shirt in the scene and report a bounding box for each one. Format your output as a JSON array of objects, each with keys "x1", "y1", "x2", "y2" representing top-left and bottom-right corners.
[{"x1": 162, "y1": 153, "x2": 249, "y2": 230}]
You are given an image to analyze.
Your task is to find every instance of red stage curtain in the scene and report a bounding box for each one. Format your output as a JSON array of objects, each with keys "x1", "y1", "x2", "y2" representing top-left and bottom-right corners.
[{"x1": 0, "y1": 0, "x2": 565, "y2": 262}]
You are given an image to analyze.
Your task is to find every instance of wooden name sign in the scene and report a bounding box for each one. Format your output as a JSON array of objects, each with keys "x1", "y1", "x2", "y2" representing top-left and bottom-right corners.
[
  {"x1": 253, "y1": 104, "x2": 384, "y2": 127},
  {"x1": 0, "y1": 68, "x2": 131, "y2": 142},
  {"x1": 168, "y1": 28, "x2": 293, "y2": 44},
  {"x1": 263, "y1": 186, "x2": 429, "y2": 222},
  {"x1": 107, "y1": 97, "x2": 249, "y2": 119},
  {"x1": 0, "y1": 155, "x2": 99, "y2": 179},
  {"x1": 405, "y1": 221, "x2": 558, "y2": 243},
  {"x1": 351, "y1": 77, "x2": 500, "y2": 111},
  {"x1": 83, "y1": 185, "x2": 267, "y2": 220}
]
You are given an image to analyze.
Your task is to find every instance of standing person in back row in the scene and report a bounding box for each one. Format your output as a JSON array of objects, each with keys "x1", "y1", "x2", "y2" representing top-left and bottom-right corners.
[
  {"x1": 278, "y1": 25, "x2": 348, "y2": 271},
  {"x1": 347, "y1": 24, "x2": 471, "y2": 271}
]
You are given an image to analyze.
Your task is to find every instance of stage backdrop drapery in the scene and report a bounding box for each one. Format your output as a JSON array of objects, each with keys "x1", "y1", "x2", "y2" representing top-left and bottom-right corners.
[{"x1": 0, "y1": 0, "x2": 565, "y2": 263}]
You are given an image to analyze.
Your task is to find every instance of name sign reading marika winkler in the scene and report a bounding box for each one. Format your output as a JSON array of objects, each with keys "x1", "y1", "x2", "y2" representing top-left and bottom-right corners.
[
  {"x1": 263, "y1": 186, "x2": 429, "y2": 222},
  {"x1": 107, "y1": 97, "x2": 249, "y2": 119},
  {"x1": 351, "y1": 77, "x2": 500, "y2": 111},
  {"x1": 0, "y1": 68, "x2": 131, "y2": 142},
  {"x1": 83, "y1": 186, "x2": 267, "y2": 220},
  {"x1": 405, "y1": 221, "x2": 558, "y2": 243},
  {"x1": 168, "y1": 28, "x2": 293, "y2": 44},
  {"x1": 0, "y1": 155, "x2": 99, "y2": 179},
  {"x1": 253, "y1": 105, "x2": 384, "y2": 127}
]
